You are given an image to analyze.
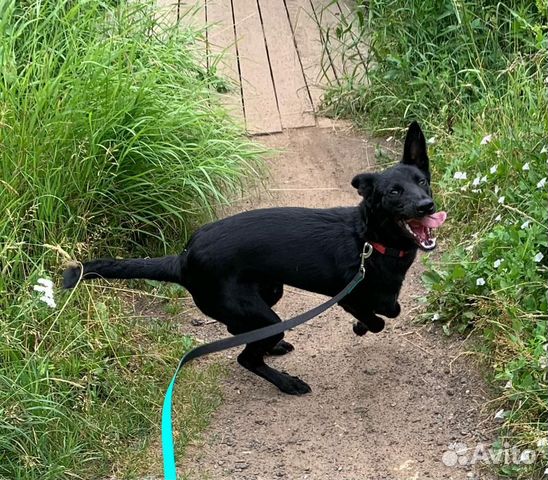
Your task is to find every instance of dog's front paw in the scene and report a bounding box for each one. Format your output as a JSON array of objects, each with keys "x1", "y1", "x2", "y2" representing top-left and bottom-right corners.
[
  {"x1": 376, "y1": 301, "x2": 401, "y2": 318},
  {"x1": 386, "y1": 301, "x2": 401, "y2": 318},
  {"x1": 353, "y1": 314, "x2": 386, "y2": 335},
  {"x1": 353, "y1": 321, "x2": 368, "y2": 336},
  {"x1": 367, "y1": 315, "x2": 385, "y2": 333}
]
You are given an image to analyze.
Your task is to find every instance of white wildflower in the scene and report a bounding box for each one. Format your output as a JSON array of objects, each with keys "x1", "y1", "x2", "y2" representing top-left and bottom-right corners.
[
  {"x1": 490, "y1": 165, "x2": 497, "y2": 174},
  {"x1": 522, "y1": 162, "x2": 530, "y2": 171},
  {"x1": 494, "y1": 409, "x2": 507, "y2": 420},
  {"x1": 476, "y1": 277, "x2": 486, "y2": 286},
  {"x1": 534, "y1": 252, "x2": 544, "y2": 263},
  {"x1": 37, "y1": 278, "x2": 53, "y2": 289},
  {"x1": 495, "y1": 214, "x2": 502, "y2": 222},
  {"x1": 494, "y1": 259, "x2": 503, "y2": 268},
  {"x1": 471, "y1": 189, "x2": 480, "y2": 193},
  {"x1": 472, "y1": 176, "x2": 481, "y2": 186},
  {"x1": 494, "y1": 185, "x2": 500, "y2": 194},
  {"x1": 521, "y1": 220, "x2": 530, "y2": 229},
  {"x1": 498, "y1": 196, "x2": 505, "y2": 204},
  {"x1": 541, "y1": 145, "x2": 548, "y2": 154},
  {"x1": 480, "y1": 134, "x2": 493, "y2": 145},
  {"x1": 427, "y1": 136, "x2": 436, "y2": 145},
  {"x1": 44, "y1": 296, "x2": 56, "y2": 308},
  {"x1": 537, "y1": 177, "x2": 547, "y2": 189},
  {"x1": 454, "y1": 171, "x2": 467, "y2": 180},
  {"x1": 432, "y1": 313, "x2": 440, "y2": 321},
  {"x1": 33, "y1": 277, "x2": 56, "y2": 308},
  {"x1": 504, "y1": 380, "x2": 512, "y2": 390},
  {"x1": 480, "y1": 175, "x2": 488, "y2": 183}
]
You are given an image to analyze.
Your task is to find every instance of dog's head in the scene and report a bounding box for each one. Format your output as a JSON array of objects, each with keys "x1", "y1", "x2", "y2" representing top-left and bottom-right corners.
[{"x1": 352, "y1": 121, "x2": 447, "y2": 251}]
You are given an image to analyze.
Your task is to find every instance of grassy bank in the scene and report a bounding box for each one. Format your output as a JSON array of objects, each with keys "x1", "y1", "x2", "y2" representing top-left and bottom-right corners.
[
  {"x1": 0, "y1": 1, "x2": 260, "y2": 478},
  {"x1": 324, "y1": 1, "x2": 547, "y2": 478}
]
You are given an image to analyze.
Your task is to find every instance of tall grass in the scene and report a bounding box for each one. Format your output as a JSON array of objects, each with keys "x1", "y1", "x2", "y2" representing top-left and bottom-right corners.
[
  {"x1": 324, "y1": 1, "x2": 547, "y2": 478},
  {"x1": 0, "y1": 0, "x2": 260, "y2": 478}
]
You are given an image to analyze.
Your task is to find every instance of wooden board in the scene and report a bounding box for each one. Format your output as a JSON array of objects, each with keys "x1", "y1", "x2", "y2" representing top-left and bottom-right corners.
[
  {"x1": 285, "y1": 0, "x2": 337, "y2": 113},
  {"x1": 155, "y1": 0, "x2": 179, "y2": 25},
  {"x1": 309, "y1": 0, "x2": 343, "y2": 84},
  {"x1": 206, "y1": 0, "x2": 245, "y2": 124},
  {"x1": 258, "y1": 0, "x2": 315, "y2": 129},
  {"x1": 156, "y1": 0, "x2": 353, "y2": 134},
  {"x1": 232, "y1": 0, "x2": 282, "y2": 134},
  {"x1": 155, "y1": 0, "x2": 206, "y2": 28},
  {"x1": 179, "y1": 0, "x2": 206, "y2": 29}
]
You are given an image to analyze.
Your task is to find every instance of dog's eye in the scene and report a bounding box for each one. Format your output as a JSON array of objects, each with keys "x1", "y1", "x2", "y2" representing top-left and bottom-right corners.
[
  {"x1": 418, "y1": 178, "x2": 427, "y2": 186},
  {"x1": 389, "y1": 188, "x2": 401, "y2": 196}
]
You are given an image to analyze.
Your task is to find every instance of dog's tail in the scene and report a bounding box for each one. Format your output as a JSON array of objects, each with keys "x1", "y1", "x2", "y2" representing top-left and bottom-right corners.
[{"x1": 63, "y1": 255, "x2": 183, "y2": 289}]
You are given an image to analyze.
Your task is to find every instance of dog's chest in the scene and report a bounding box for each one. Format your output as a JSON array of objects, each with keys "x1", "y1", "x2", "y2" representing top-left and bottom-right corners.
[{"x1": 364, "y1": 254, "x2": 415, "y2": 294}]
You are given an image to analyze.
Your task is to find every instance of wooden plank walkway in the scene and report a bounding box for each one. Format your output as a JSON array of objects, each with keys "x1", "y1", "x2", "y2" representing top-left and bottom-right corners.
[
  {"x1": 206, "y1": 0, "x2": 245, "y2": 124},
  {"x1": 158, "y1": 0, "x2": 346, "y2": 134}
]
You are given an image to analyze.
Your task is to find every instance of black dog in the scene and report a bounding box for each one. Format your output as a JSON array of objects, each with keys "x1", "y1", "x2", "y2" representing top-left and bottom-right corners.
[{"x1": 64, "y1": 122, "x2": 446, "y2": 395}]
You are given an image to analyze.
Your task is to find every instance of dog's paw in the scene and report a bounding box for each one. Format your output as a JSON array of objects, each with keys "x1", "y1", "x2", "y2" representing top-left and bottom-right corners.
[
  {"x1": 377, "y1": 301, "x2": 401, "y2": 318},
  {"x1": 268, "y1": 340, "x2": 295, "y2": 356},
  {"x1": 276, "y1": 373, "x2": 311, "y2": 395},
  {"x1": 354, "y1": 315, "x2": 385, "y2": 334},
  {"x1": 353, "y1": 321, "x2": 368, "y2": 336},
  {"x1": 367, "y1": 315, "x2": 385, "y2": 333}
]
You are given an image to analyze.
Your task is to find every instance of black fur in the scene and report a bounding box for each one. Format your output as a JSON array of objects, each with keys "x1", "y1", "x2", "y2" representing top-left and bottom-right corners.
[{"x1": 63, "y1": 122, "x2": 438, "y2": 395}]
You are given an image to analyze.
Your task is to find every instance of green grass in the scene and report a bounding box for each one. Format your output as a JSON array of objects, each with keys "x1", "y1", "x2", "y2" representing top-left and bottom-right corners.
[
  {"x1": 323, "y1": 1, "x2": 547, "y2": 478},
  {"x1": 0, "y1": 1, "x2": 261, "y2": 478}
]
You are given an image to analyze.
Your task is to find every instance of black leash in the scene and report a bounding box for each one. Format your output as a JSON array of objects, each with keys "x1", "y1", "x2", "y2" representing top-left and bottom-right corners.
[{"x1": 161, "y1": 242, "x2": 374, "y2": 479}]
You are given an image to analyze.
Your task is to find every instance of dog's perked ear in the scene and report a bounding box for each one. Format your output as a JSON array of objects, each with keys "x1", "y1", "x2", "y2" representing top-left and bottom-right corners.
[
  {"x1": 351, "y1": 173, "x2": 377, "y2": 202},
  {"x1": 401, "y1": 121, "x2": 430, "y2": 180}
]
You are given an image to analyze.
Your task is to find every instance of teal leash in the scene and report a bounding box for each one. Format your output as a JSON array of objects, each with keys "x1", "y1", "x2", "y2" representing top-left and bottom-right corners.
[{"x1": 161, "y1": 243, "x2": 373, "y2": 479}]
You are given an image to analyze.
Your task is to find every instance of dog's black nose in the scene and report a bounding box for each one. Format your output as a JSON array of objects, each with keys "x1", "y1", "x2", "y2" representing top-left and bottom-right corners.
[{"x1": 417, "y1": 199, "x2": 435, "y2": 215}]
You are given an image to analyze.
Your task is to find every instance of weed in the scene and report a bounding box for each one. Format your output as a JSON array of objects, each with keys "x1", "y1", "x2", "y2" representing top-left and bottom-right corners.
[
  {"x1": 324, "y1": 1, "x2": 547, "y2": 478},
  {"x1": 0, "y1": 0, "x2": 260, "y2": 478}
]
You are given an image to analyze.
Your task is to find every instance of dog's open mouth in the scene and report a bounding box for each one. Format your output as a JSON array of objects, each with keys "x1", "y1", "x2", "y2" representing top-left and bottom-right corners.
[{"x1": 399, "y1": 211, "x2": 447, "y2": 251}]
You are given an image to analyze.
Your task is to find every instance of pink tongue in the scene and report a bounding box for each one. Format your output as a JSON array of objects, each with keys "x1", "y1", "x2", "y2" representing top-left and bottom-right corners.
[{"x1": 416, "y1": 211, "x2": 447, "y2": 228}]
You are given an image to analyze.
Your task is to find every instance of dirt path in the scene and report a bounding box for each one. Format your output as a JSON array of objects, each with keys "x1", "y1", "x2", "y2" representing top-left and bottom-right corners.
[{"x1": 179, "y1": 126, "x2": 497, "y2": 480}]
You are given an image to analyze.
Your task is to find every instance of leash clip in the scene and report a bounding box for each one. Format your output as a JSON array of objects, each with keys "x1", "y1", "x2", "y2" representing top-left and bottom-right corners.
[{"x1": 360, "y1": 242, "x2": 373, "y2": 276}]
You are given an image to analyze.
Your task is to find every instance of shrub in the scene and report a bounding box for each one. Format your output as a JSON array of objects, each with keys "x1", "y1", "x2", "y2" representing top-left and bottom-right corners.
[
  {"x1": 323, "y1": 1, "x2": 547, "y2": 478},
  {"x1": 0, "y1": 0, "x2": 260, "y2": 478}
]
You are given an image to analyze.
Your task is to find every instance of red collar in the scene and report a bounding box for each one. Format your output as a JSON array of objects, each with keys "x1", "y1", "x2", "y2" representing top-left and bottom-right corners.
[{"x1": 370, "y1": 242, "x2": 411, "y2": 258}]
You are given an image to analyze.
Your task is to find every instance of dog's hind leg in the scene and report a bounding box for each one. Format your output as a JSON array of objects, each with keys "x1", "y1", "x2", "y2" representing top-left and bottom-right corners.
[
  {"x1": 259, "y1": 282, "x2": 284, "y2": 307},
  {"x1": 193, "y1": 282, "x2": 308, "y2": 394},
  {"x1": 225, "y1": 292, "x2": 309, "y2": 394},
  {"x1": 237, "y1": 336, "x2": 310, "y2": 395},
  {"x1": 258, "y1": 282, "x2": 295, "y2": 356}
]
